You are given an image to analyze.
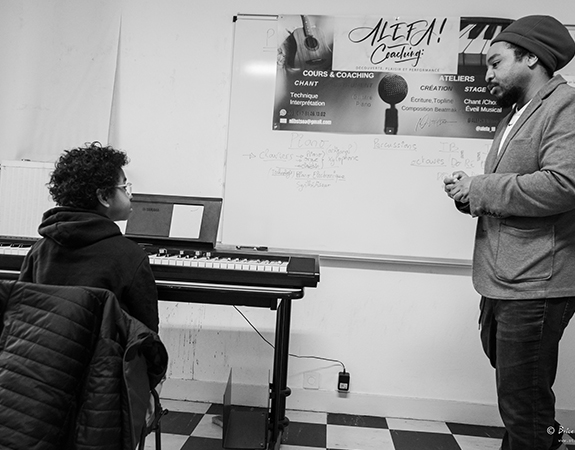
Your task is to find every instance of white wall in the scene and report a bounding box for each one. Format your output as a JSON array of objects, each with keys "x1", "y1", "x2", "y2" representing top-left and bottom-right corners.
[{"x1": 2, "y1": 0, "x2": 575, "y2": 427}]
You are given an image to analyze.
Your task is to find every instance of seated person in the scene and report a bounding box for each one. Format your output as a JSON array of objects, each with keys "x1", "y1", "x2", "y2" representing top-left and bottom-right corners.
[{"x1": 19, "y1": 141, "x2": 159, "y2": 332}]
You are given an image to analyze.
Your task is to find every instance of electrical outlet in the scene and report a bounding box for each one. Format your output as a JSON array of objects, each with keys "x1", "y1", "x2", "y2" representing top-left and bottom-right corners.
[{"x1": 303, "y1": 371, "x2": 320, "y2": 390}]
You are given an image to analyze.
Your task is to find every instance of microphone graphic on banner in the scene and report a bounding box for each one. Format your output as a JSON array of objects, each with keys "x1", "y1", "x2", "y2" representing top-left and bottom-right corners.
[{"x1": 378, "y1": 73, "x2": 408, "y2": 135}]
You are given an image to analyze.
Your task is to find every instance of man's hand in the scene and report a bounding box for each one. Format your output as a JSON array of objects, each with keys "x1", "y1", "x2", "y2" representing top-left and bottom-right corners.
[{"x1": 443, "y1": 171, "x2": 471, "y2": 204}]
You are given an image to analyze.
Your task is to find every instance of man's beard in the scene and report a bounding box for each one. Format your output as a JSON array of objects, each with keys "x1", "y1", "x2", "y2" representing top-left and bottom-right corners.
[{"x1": 494, "y1": 85, "x2": 523, "y2": 109}]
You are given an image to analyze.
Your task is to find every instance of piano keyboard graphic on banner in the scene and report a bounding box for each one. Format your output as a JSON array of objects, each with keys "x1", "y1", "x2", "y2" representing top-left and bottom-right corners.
[{"x1": 458, "y1": 17, "x2": 513, "y2": 67}]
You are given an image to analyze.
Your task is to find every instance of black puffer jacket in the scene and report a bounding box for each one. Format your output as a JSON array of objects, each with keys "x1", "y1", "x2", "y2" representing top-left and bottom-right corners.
[{"x1": 0, "y1": 281, "x2": 168, "y2": 450}]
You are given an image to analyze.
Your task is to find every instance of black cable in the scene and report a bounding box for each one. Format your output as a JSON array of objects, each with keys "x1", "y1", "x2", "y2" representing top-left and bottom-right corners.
[{"x1": 233, "y1": 305, "x2": 346, "y2": 372}]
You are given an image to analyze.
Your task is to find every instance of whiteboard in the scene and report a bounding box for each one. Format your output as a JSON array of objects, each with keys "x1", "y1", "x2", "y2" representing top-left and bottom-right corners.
[{"x1": 221, "y1": 15, "x2": 489, "y2": 264}]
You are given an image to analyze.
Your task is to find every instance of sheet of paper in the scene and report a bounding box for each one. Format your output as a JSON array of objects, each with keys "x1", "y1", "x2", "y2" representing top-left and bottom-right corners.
[{"x1": 169, "y1": 204, "x2": 204, "y2": 239}]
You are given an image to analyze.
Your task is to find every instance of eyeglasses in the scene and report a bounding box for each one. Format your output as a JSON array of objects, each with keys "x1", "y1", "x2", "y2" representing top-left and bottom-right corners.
[{"x1": 115, "y1": 182, "x2": 133, "y2": 197}]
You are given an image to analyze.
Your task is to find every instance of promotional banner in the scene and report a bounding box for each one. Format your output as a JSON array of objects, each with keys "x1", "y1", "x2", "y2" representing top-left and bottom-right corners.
[{"x1": 273, "y1": 15, "x2": 513, "y2": 139}]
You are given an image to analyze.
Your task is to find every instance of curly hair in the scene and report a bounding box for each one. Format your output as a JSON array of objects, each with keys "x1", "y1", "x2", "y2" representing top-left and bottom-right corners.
[{"x1": 48, "y1": 142, "x2": 129, "y2": 209}]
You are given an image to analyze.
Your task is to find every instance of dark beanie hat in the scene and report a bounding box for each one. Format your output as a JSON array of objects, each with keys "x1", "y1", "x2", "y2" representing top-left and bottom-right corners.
[{"x1": 492, "y1": 15, "x2": 575, "y2": 72}]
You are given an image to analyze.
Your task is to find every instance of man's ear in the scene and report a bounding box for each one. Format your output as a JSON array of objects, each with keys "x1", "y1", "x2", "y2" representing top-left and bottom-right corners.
[
  {"x1": 526, "y1": 53, "x2": 539, "y2": 69},
  {"x1": 96, "y1": 189, "x2": 110, "y2": 208}
]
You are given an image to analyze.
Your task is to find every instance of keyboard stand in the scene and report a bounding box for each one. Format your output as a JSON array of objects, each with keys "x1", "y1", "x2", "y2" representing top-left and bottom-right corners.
[
  {"x1": 158, "y1": 282, "x2": 304, "y2": 450},
  {"x1": 269, "y1": 297, "x2": 292, "y2": 450}
]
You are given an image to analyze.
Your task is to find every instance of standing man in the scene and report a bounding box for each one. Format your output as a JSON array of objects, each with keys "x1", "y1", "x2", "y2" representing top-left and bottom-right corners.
[{"x1": 444, "y1": 16, "x2": 575, "y2": 450}]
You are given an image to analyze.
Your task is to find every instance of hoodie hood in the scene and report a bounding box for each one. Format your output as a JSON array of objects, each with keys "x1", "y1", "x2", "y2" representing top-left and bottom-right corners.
[{"x1": 39, "y1": 207, "x2": 122, "y2": 248}]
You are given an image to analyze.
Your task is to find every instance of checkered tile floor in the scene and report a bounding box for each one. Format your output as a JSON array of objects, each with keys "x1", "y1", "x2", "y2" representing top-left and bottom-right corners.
[{"x1": 141, "y1": 399, "x2": 575, "y2": 450}]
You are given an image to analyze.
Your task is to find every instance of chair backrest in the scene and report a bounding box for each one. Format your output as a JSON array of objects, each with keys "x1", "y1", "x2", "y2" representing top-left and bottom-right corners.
[{"x1": 0, "y1": 280, "x2": 125, "y2": 449}]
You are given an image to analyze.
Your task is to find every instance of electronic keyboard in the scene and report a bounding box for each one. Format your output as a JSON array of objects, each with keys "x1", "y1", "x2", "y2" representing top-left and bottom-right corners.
[{"x1": 0, "y1": 236, "x2": 320, "y2": 304}]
